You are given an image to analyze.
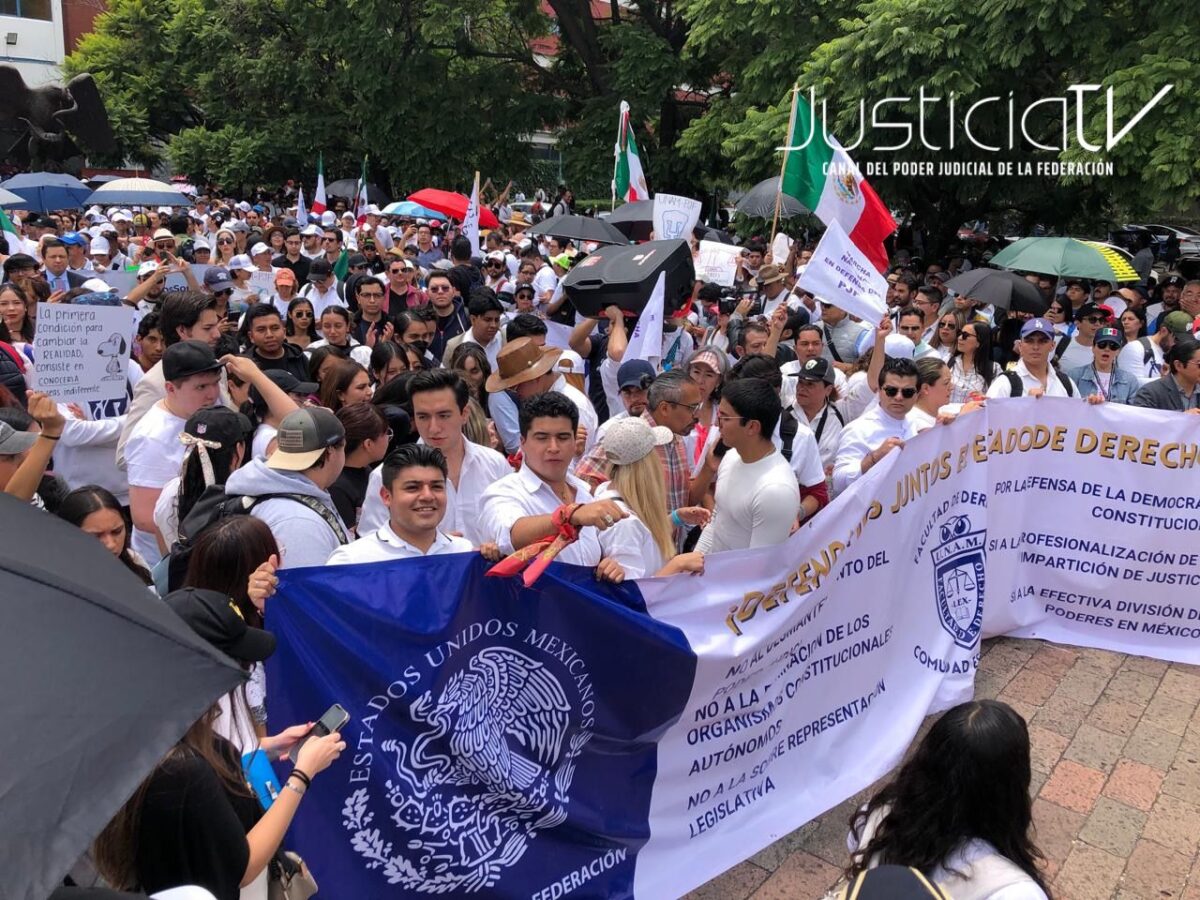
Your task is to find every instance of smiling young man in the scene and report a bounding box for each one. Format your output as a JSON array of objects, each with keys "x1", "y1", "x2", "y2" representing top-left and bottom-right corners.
[
  {"x1": 359, "y1": 369, "x2": 511, "y2": 543},
  {"x1": 441, "y1": 288, "x2": 505, "y2": 368},
  {"x1": 832, "y1": 357, "x2": 922, "y2": 496},
  {"x1": 1056, "y1": 301, "x2": 1110, "y2": 371},
  {"x1": 326, "y1": 445, "x2": 472, "y2": 564},
  {"x1": 986, "y1": 318, "x2": 1079, "y2": 399}
]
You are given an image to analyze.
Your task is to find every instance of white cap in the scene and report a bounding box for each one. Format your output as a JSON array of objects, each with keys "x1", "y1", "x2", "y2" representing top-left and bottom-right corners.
[
  {"x1": 86, "y1": 204, "x2": 102, "y2": 217},
  {"x1": 228, "y1": 253, "x2": 255, "y2": 273},
  {"x1": 157, "y1": 205, "x2": 173, "y2": 214},
  {"x1": 192, "y1": 236, "x2": 211, "y2": 252},
  {"x1": 249, "y1": 241, "x2": 270, "y2": 257},
  {"x1": 340, "y1": 211, "x2": 355, "y2": 221},
  {"x1": 600, "y1": 417, "x2": 674, "y2": 466},
  {"x1": 552, "y1": 348, "x2": 585, "y2": 375},
  {"x1": 236, "y1": 201, "x2": 252, "y2": 213},
  {"x1": 89, "y1": 236, "x2": 110, "y2": 255},
  {"x1": 320, "y1": 211, "x2": 337, "y2": 227},
  {"x1": 80, "y1": 277, "x2": 112, "y2": 293},
  {"x1": 856, "y1": 330, "x2": 917, "y2": 359},
  {"x1": 110, "y1": 210, "x2": 131, "y2": 223},
  {"x1": 137, "y1": 260, "x2": 160, "y2": 278},
  {"x1": 486, "y1": 250, "x2": 505, "y2": 262},
  {"x1": 365, "y1": 203, "x2": 382, "y2": 216},
  {"x1": 301, "y1": 224, "x2": 321, "y2": 236}
]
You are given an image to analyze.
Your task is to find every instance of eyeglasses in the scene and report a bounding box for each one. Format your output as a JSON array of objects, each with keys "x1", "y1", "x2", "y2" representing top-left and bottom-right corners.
[
  {"x1": 666, "y1": 399, "x2": 702, "y2": 415},
  {"x1": 217, "y1": 238, "x2": 234, "y2": 245},
  {"x1": 881, "y1": 386, "x2": 918, "y2": 398},
  {"x1": 359, "y1": 292, "x2": 384, "y2": 300},
  {"x1": 716, "y1": 413, "x2": 746, "y2": 425},
  {"x1": 428, "y1": 285, "x2": 452, "y2": 293}
]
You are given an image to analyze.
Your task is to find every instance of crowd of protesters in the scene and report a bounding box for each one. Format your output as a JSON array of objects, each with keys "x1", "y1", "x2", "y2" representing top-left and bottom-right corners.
[{"x1": 5, "y1": 184, "x2": 1197, "y2": 900}]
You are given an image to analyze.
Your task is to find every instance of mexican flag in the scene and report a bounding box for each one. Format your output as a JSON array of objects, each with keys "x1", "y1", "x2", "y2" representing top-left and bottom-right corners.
[
  {"x1": 613, "y1": 101, "x2": 648, "y2": 203},
  {"x1": 0, "y1": 207, "x2": 20, "y2": 255},
  {"x1": 311, "y1": 153, "x2": 327, "y2": 216},
  {"x1": 780, "y1": 91, "x2": 895, "y2": 273}
]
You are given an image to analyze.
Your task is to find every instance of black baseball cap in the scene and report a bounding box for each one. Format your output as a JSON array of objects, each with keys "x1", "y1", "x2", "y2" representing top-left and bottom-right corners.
[
  {"x1": 262, "y1": 368, "x2": 319, "y2": 396},
  {"x1": 184, "y1": 406, "x2": 253, "y2": 448},
  {"x1": 617, "y1": 359, "x2": 655, "y2": 390},
  {"x1": 308, "y1": 258, "x2": 333, "y2": 281},
  {"x1": 163, "y1": 340, "x2": 223, "y2": 381},
  {"x1": 1162, "y1": 274, "x2": 1185, "y2": 289},
  {"x1": 164, "y1": 587, "x2": 276, "y2": 664},
  {"x1": 347, "y1": 253, "x2": 369, "y2": 268},
  {"x1": 795, "y1": 357, "x2": 835, "y2": 385}
]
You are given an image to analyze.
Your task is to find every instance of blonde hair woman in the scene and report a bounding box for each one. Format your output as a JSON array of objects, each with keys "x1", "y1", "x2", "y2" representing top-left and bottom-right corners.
[
  {"x1": 213, "y1": 228, "x2": 237, "y2": 266},
  {"x1": 595, "y1": 417, "x2": 710, "y2": 579}
]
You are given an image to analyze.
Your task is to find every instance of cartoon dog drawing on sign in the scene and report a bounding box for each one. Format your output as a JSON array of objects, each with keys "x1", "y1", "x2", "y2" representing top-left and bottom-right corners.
[{"x1": 96, "y1": 333, "x2": 127, "y2": 380}]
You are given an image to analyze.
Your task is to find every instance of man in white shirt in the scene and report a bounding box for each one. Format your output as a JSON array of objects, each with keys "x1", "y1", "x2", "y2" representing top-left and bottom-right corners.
[
  {"x1": 441, "y1": 290, "x2": 505, "y2": 369},
  {"x1": 1056, "y1": 301, "x2": 1109, "y2": 371},
  {"x1": 696, "y1": 378, "x2": 800, "y2": 553},
  {"x1": 1119, "y1": 309, "x2": 1186, "y2": 384},
  {"x1": 789, "y1": 357, "x2": 844, "y2": 471},
  {"x1": 479, "y1": 391, "x2": 625, "y2": 571},
  {"x1": 360, "y1": 369, "x2": 512, "y2": 542},
  {"x1": 833, "y1": 357, "x2": 922, "y2": 495},
  {"x1": 328, "y1": 445, "x2": 473, "y2": 565},
  {"x1": 781, "y1": 324, "x2": 849, "y2": 408},
  {"x1": 300, "y1": 258, "x2": 344, "y2": 318},
  {"x1": 126, "y1": 341, "x2": 224, "y2": 563},
  {"x1": 986, "y1": 318, "x2": 1080, "y2": 399}
]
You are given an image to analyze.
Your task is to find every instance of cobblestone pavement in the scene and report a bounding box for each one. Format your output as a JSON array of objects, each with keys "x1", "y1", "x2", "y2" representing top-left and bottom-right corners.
[{"x1": 687, "y1": 636, "x2": 1200, "y2": 900}]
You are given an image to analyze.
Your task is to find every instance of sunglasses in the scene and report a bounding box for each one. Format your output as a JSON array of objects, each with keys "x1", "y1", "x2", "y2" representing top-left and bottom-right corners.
[
  {"x1": 428, "y1": 285, "x2": 452, "y2": 293},
  {"x1": 389, "y1": 268, "x2": 405, "y2": 275},
  {"x1": 154, "y1": 241, "x2": 174, "y2": 249},
  {"x1": 1096, "y1": 341, "x2": 1121, "y2": 350},
  {"x1": 939, "y1": 322, "x2": 957, "y2": 329},
  {"x1": 882, "y1": 385, "x2": 918, "y2": 398},
  {"x1": 213, "y1": 289, "x2": 233, "y2": 297},
  {"x1": 294, "y1": 311, "x2": 313, "y2": 318},
  {"x1": 958, "y1": 330, "x2": 975, "y2": 338},
  {"x1": 1082, "y1": 316, "x2": 1107, "y2": 324},
  {"x1": 217, "y1": 238, "x2": 234, "y2": 245}
]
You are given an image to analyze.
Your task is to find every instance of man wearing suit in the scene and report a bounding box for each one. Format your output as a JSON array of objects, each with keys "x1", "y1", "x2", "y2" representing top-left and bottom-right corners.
[{"x1": 41, "y1": 240, "x2": 90, "y2": 292}]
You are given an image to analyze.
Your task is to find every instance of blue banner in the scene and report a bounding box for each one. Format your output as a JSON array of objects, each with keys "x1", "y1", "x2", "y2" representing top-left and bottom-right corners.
[{"x1": 267, "y1": 555, "x2": 696, "y2": 899}]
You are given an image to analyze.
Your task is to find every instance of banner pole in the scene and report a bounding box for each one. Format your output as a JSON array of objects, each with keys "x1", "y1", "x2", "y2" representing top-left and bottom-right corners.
[{"x1": 770, "y1": 84, "x2": 800, "y2": 254}]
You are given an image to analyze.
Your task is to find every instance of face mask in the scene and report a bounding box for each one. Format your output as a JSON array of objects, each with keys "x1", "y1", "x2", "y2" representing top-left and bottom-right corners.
[{"x1": 409, "y1": 339, "x2": 429, "y2": 355}]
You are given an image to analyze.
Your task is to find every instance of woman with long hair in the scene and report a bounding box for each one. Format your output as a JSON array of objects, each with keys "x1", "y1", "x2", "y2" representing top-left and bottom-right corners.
[
  {"x1": 370, "y1": 339, "x2": 410, "y2": 387},
  {"x1": 306, "y1": 344, "x2": 345, "y2": 386},
  {"x1": 0, "y1": 281, "x2": 35, "y2": 344},
  {"x1": 284, "y1": 296, "x2": 318, "y2": 350},
  {"x1": 318, "y1": 357, "x2": 372, "y2": 412},
  {"x1": 57, "y1": 485, "x2": 152, "y2": 585},
  {"x1": 308, "y1": 305, "x2": 371, "y2": 367},
  {"x1": 213, "y1": 227, "x2": 237, "y2": 266},
  {"x1": 1120, "y1": 306, "x2": 1146, "y2": 342},
  {"x1": 948, "y1": 321, "x2": 1001, "y2": 403},
  {"x1": 847, "y1": 699, "x2": 1051, "y2": 899},
  {"x1": 447, "y1": 342, "x2": 494, "y2": 446},
  {"x1": 927, "y1": 309, "x2": 966, "y2": 361},
  {"x1": 92, "y1": 585, "x2": 343, "y2": 899},
  {"x1": 264, "y1": 225, "x2": 287, "y2": 254},
  {"x1": 594, "y1": 418, "x2": 709, "y2": 579},
  {"x1": 1044, "y1": 296, "x2": 1074, "y2": 335}
]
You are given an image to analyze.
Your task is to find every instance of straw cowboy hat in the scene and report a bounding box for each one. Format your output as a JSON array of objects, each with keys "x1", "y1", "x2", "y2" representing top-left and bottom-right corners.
[{"x1": 485, "y1": 337, "x2": 563, "y2": 392}]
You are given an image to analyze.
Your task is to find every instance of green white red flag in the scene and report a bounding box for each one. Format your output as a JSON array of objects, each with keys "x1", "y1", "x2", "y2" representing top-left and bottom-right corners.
[{"x1": 613, "y1": 101, "x2": 648, "y2": 204}]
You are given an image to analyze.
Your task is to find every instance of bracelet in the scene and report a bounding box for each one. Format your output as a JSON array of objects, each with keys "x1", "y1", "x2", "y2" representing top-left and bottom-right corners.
[
  {"x1": 670, "y1": 509, "x2": 684, "y2": 528},
  {"x1": 289, "y1": 769, "x2": 312, "y2": 789},
  {"x1": 40, "y1": 433, "x2": 62, "y2": 441},
  {"x1": 284, "y1": 781, "x2": 305, "y2": 798}
]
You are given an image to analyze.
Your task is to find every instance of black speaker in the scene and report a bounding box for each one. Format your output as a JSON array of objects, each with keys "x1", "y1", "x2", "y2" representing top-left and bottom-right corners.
[{"x1": 562, "y1": 239, "x2": 695, "y2": 318}]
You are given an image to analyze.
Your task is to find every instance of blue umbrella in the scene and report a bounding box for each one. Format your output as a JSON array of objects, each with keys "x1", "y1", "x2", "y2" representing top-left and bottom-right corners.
[
  {"x1": 0, "y1": 172, "x2": 92, "y2": 212},
  {"x1": 382, "y1": 200, "x2": 447, "y2": 220},
  {"x1": 83, "y1": 177, "x2": 188, "y2": 207}
]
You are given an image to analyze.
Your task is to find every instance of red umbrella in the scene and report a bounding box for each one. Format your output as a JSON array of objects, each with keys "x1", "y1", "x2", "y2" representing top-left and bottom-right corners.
[{"x1": 407, "y1": 188, "x2": 500, "y2": 228}]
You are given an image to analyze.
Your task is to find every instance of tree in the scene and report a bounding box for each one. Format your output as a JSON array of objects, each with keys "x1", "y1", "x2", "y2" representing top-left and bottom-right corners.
[{"x1": 66, "y1": 0, "x2": 563, "y2": 193}]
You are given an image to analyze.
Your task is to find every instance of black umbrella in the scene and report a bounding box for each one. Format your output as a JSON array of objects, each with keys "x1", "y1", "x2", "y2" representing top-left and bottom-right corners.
[
  {"x1": 733, "y1": 176, "x2": 809, "y2": 220},
  {"x1": 607, "y1": 199, "x2": 654, "y2": 242},
  {"x1": 695, "y1": 224, "x2": 736, "y2": 245},
  {"x1": 324, "y1": 179, "x2": 391, "y2": 205},
  {"x1": 526, "y1": 214, "x2": 628, "y2": 245},
  {"x1": 0, "y1": 495, "x2": 244, "y2": 900},
  {"x1": 944, "y1": 267, "x2": 1048, "y2": 314}
]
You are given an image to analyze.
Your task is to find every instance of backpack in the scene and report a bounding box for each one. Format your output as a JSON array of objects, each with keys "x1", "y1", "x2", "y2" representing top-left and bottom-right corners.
[
  {"x1": 1003, "y1": 369, "x2": 1074, "y2": 397},
  {"x1": 1053, "y1": 334, "x2": 1072, "y2": 362},
  {"x1": 1138, "y1": 336, "x2": 1156, "y2": 368},
  {"x1": 161, "y1": 484, "x2": 349, "y2": 592}
]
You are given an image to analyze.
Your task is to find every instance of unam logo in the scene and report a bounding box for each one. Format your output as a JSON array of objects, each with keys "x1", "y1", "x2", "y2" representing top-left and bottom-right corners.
[
  {"x1": 931, "y1": 515, "x2": 985, "y2": 649},
  {"x1": 342, "y1": 645, "x2": 593, "y2": 892}
]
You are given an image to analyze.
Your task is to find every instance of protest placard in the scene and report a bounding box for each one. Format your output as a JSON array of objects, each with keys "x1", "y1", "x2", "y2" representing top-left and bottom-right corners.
[
  {"x1": 694, "y1": 240, "x2": 741, "y2": 287},
  {"x1": 32, "y1": 303, "x2": 135, "y2": 408},
  {"x1": 652, "y1": 194, "x2": 702, "y2": 243}
]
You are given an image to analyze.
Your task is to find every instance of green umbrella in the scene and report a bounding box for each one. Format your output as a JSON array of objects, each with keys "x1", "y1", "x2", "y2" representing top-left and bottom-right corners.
[{"x1": 989, "y1": 237, "x2": 1140, "y2": 283}]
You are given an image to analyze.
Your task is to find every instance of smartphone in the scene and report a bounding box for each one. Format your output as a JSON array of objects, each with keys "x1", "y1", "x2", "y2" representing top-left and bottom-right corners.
[
  {"x1": 294, "y1": 703, "x2": 350, "y2": 756},
  {"x1": 713, "y1": 438, "x2": 730, "y2": 459}
]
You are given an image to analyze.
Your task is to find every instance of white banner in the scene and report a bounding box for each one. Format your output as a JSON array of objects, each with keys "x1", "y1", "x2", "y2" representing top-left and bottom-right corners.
[
  {"x1": 797, "y1": 219, "x2": 888, "y2": 324},
  {"x1": 95, "y1": 265, "x2": 206, "y2": 299},
  {"x1": 630, "y1": 398, "x2": 1199, "y2": 895},
  {"x1": 32, "y1": 303, "x2": 135, "y2": 406},
  {"x1": 695, "y1": 240, "x2": 741, "y2": 287},
  {"x1": 652, "y1": 194, "x2": 702, "y2": 243}
]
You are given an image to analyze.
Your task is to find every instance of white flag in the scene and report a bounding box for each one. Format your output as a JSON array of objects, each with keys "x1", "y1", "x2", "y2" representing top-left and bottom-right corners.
[
  {"x1": 624, "y1": 271, "x2": 666, "y2": 367},
  {"x1": 464, "y1": 172, "x2": 482, "y2": 255},
  {"x1": 797, "y1": 220, "x2": 889, "y2": 325},
  {"x1": 295, "y1": 184, "x2": 307, "y2": 228}
]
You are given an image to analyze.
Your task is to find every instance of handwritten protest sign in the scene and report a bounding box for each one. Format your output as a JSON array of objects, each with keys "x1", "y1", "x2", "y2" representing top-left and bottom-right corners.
[
  {"x1": 33, "y1": 304, "x2": 135, "y2": 408},
  {"x1": 695, "y1": 241, "x2": 741, "y2": 287}
]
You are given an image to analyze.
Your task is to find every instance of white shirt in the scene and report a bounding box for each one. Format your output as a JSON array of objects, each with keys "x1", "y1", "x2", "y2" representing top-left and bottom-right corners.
[
  {"x1": 327, "y1": 525, "x2": 472, "y2": 565},
  {"x1": 305, "y1": 338, "x2": 372, "y2": 369},
  {"x1": 359, "y1": 440, "x2": 512, "y2": 543},
  {"x1": 125, "y1": 402, "x2": 186, "y2": 562},
  {"x1": 532, "y1": 265, "x2": 558, "y2": 301},
  {"x1": 795, "y1": 402, "x2": 843, "y2": 471},
  {"x1": 985, "y1": 360, "x2": 1079, "y2": 399},
  {"x1": 463, "y1": 330, "x2": 504, "y2": 370},
  {"x1": 780, "y1": 360, "x2": 848, "y2": 410},
  {"x1": 696, "y1": 448, "x2": 800, "y2": 553},
  {"x1": 252, "y1": 423, "x2": 277, "y2": 460},
  {"x1": 153, "y1": 475, "x2": 183, "y2": 549},
  {"x1": 836, "y1": 370, "x2": 877, "y2": 423},
  {"x1": 1056, "y1": 337, "x2": 1094, "y2": 372},
  {"x1": 478, "y1": 464, "x2": 602, "y2": 566},
  {"x1": 555, "y1": 376, "x2": 599, "y2": 461},
  {"x1": 832, "y1": 405, "x2": 920, "y2": 495},
  {"x1": 1118, "y1": 337, "x2": 1164, "y2": 385},
  {"x1": 594, "y1": 487, "x2": 666, "y2": 580},
  {"x1": 300, "y1": 281, "x2": 345, "y2": 319},
  {"x1": 780, "y1": 416, "x2": 826, "y2": 487}
]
